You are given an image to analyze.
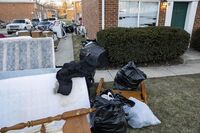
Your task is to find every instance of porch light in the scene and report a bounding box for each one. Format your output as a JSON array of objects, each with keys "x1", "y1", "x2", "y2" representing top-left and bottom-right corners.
[{"x1": 161, "y1": 0, "x2": 168, "y2": 9}]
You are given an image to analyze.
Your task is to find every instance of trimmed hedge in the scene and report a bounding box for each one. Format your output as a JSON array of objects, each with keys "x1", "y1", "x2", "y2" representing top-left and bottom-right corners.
[
  {"x1": 191, "y1": 28, "x2": 200, "y2": 51},
  {"x1": 97, "y1": 27, "x2": 190, "y2": 65}
]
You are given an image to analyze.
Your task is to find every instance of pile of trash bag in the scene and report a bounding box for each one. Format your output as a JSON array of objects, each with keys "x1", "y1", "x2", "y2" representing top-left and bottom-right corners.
[
  {"x1": 113, "y1": 61, "x2": 147, "y2": 90},
  {"x1": 91, "y1": 90, "x2": 161, "y2": 132},
  {"x1": 91, "y1": 89, "x2": 135, "y2": 133},
  {"x1": 80, "y1": 40, "x2": 108, "y2": 68}
]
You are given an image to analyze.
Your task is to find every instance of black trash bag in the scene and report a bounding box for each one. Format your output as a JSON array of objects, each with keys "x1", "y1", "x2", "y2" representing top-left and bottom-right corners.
[
  {"x1": 91, "y1": 89, "x2": 134, "y2": 133},
  {"x1": 80, "y1": 40, "x2": 108, "y2": 68},
  {"x1": 114, "y1": 93, "x2": 135, "y2": 107},
  {"x1": 99, "y1": 89, "x2": 135, "y2": 107},
  {"x1": 113, "y1": 61, "x2": 147, "y2": 90},
  {"x1": 91, "y1": 96, "x2": 127, "y2": 133},
  {"x1": 56, "y1": 59, "x2": 96, "y2": 95}
]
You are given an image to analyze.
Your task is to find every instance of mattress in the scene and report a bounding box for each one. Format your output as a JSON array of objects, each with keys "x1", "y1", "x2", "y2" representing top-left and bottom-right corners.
[{"x1": 0, "y1": 72, "x2": 90, "y2": 132}]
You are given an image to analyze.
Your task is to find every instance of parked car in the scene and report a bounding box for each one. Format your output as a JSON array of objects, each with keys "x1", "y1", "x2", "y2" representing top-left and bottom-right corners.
[
  {"x1": 36, "y1": 21, "x2": 53, "y2": 31},
  {"x1": 6, "y1": 19, "x2": 32, "y2": 34},
  {"x1": 0, "y1": 20, "x2": 6, "y2": 29},
  {"x1": 42, "y1": 18, "x2": 49, "y2": 22},
  {"x1": 31, "y1": 18, "x2": 40, "y2": 28},
  {"x1": 41, "y1": 18, "x2": 57, "y2": 23}
]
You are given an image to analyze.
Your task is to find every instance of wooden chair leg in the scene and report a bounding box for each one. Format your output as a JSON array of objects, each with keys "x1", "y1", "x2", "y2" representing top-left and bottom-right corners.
[
  {"x1": 63, "y1": 115, "x2": 91, "y2": 133},
  {"x1": 0, "y1": 108, "x2": 95, "y2": 133},
  {"x1": 140, "y1": 82, "x2": 148, "y2": 103},
  {"x1": 40, "y1": 124, "x2": 46, "y2": 133},
  {"x1": 96, "y1": 78, "x2": 105, "y2": 95}
]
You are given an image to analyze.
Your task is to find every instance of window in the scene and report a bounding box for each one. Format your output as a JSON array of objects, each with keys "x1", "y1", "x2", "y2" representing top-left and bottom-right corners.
[
  {"x1": 12, "y1": 20, "x2": 25, "y2": 23},
  {"x1": 139, "y1": 2, "x2": 158, "y2": 27},
  {"x1": 118, "y1": 0, "x2": 159, "y2": 28}
]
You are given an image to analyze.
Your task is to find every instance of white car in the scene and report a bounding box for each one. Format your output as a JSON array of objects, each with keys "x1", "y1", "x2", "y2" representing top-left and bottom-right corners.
[{"x1": 6, "y1": 19, "x2": 32, "y2": 34}]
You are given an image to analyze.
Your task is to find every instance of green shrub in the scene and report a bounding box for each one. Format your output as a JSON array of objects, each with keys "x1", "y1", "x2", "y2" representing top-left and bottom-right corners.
[
  {"x1": 97, "y1": 27, "x2": 190, "y2": 65},
  {"x1": 191, "y1": 28, "x2": 200, "y2": 51}
]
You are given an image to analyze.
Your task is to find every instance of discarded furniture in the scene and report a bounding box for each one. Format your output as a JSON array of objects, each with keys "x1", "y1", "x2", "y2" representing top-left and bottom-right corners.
[
  {"x1": 17, "y1": 30, "x2": 59, "y2": 50},
  {"x1": 42, "y1": 31, "x2": 53, "y2": 37},
  {"x1": 31, "y1": 30, "x2": 43, "y2": 38},
  {"x1": 18, "y1": 31, "x2": 54, "y2": 38},
  {"x1": 0, "y1": 108, "x2": 95, "y2": 133},
  {"x1": 17, "y1": 30, "x2": 31, "y2": 36},
  {"x1": 0, "y1": 37, "x2": 55, "y2": 71},
  {"x1": 96, "y1": 78, "x2": 147, "y2": 103},
  {"x1": 0, "y1": 70, "x2": 91, "y2": 132}
]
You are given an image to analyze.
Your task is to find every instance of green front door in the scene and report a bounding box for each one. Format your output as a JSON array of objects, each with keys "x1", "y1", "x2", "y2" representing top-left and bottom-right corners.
[{"x1": 171, "y1": 2, "x2": 188, "y2": 29}]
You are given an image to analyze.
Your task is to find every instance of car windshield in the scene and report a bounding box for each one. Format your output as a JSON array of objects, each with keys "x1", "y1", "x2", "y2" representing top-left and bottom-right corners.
[
  {"x1": 39, "y1": 21, "x2": 51, "y2": 25},
  {"x1": 48, "y1": 18, "x2": 56, "y2": 20},
  {"x1": 12, "y1": 20, "x2": 25, "y2": 23},
  {"x1": 42, "y1": 19, "x2": 48, "y2": 21}
]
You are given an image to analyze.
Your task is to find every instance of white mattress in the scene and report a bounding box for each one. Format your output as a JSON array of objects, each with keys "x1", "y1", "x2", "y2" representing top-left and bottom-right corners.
[{"x1": 0, "y1": 73, "x2": 90, "y2": 132}]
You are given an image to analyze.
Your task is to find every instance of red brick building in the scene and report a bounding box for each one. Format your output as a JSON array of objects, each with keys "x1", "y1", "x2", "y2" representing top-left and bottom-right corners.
[
  {"x1": 0, "y1": 0, "x2": 52, "y2": 23},
  {"x1": 82, "y1": 0, "x2": 200, "y2": 39}
]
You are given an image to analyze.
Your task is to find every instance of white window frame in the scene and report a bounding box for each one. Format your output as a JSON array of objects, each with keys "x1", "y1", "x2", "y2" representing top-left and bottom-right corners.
[{"x1": 118, "y1": 0, "x2": 160, "y2": 27}]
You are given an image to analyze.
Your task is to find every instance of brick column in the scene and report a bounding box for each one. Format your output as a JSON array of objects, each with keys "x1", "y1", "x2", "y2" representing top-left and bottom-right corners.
[
  {"x1": 193, "y1": 1, "x2": 200, "y2": 32},
  {"x1": 104, "y1": 0, "x2": 119, "y2": 29},
  {"x1": 82, "y1": 0, "x2": 100, "y2": 39}
]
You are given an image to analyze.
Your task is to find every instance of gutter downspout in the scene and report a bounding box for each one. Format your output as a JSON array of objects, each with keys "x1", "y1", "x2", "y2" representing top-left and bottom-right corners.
[{"x1": 102, "y1": 0, "x2": 105, "y2": 30}]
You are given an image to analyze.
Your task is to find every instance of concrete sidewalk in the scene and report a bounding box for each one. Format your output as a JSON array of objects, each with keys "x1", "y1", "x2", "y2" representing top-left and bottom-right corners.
[
  {"x1": 55, "y1": 34, "x2": 74, "y2": 66},
  {"x1": 94, "y1": 62, "x2": 200, "y2": 82},
  {"x1": 94, "y1": 49, "x2": 200, "y2": 82}
]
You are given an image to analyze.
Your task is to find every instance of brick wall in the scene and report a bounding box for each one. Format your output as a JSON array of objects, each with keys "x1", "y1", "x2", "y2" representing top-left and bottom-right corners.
[
  {"x1": 82, "y1": 0, "x2": 118, "y2": 39},
  {"x1": 0, "y1": 3, "x2": 34, "y2": 22},
  {"x1": 158, "y1": 2, "x2": 167, "y2": 26},
  {"x1": 82, "y1": 0, "x2": 100, "y2": 39},
  {"x1": 193, "y1": 2, "x2": 200, "y2": 32},
  {"x1": 104, "y1": 0, "x2": 118, "y2": 29}
]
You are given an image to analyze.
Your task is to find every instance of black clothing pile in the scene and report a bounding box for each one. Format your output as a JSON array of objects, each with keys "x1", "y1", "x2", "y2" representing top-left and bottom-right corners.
[
  {"x1": 91, "y1": 89, "x2": 135, "y2": 133},
  {"x1": 56, "y1": 59, "x2": 96, "y2": 95},
  {"x1": 114, "y1": 61, "x2": 147, "y2": 90}
]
